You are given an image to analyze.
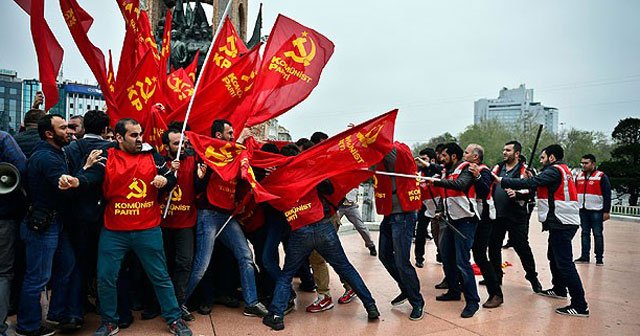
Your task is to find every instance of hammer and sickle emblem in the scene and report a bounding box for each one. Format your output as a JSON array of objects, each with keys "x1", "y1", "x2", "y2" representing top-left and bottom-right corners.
[
  {"x1": 356, "y1": 124, "x2": 384, "y2": 148},
  {"x1": 219, "y1": 36, "x2": 239, "y2": 58},
  {"x1": 127, "y1": 178, "x2": 147, "y2": 199},
  {"x1": 171, "y1": 186, "x2": 183, "y2": 202},
  {"x1": 284, "y1": 31, "x2": 316, "y2": 66},
  {"x1": 137, "y1": 77, "x2": 157, "y2": 103},
  {"x1": 372, "y1": 175, "x2": 379, "y2": 189},
  {"x1": 64, "y1": 9, "x2": 77, "y2": 27},
  {"x1": 205, "y1": 143, "x2": 244, "y2": 167}
]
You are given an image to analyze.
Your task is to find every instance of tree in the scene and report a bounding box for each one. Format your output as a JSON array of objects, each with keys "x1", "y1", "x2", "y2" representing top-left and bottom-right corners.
[
  {"x1": 599, "y1": 118, "x2": 640, "y2": 206},
  {"x1": 411, "y1": 132, "x2": 457, "y2": 156},
  {"x1": 458, "y1": 120, "x2": 512, "y2": 166},
  {"x1": 560, "y1": 129, "x2": 612, "y2": 167}
]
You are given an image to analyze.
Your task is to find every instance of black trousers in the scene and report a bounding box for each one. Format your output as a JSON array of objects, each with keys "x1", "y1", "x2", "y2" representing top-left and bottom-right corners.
[
  {"x1": 472, "y1": 219, "x2": 502, "y2": 297},
  {"x1": 414, "y1": 212, "x2": 431, "y2": 263},
  {"x1": 489, "y1": 216, "x2": 538, "y2": 282},
  {"x1": 162, "y1": 227, "x2": 195, "y2": 304}
]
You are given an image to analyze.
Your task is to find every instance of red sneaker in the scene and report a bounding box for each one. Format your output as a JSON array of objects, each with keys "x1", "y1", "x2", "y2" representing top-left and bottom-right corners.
[
  {"x1": 306, "y1": 295, "x2": 334, "y2": 313},
  {"x1": 338, "y1": 289, "x2": 357, "y2": 304}
]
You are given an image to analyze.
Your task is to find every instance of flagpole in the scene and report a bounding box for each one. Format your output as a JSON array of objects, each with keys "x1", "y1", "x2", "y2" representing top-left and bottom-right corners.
[
  {"x1": 366, "y1": 169, "x2": 440, "y2": 182},
  {"x1": 163, "y1": 1, "x2": 233, "y2": 218},
  {"x1": 214, "y1": 214, "x2": 234, "y2": 240}
]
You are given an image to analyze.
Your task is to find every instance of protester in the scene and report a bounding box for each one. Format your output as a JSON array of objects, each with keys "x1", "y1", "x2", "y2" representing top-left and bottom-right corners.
[
  {"x1": 574, "y1": 154, "x2": 611, "y2": 265},
  {"x1": 414, "y1": 147, "x2": 441, "y2": 268},
  {"x1": 68, "y1": 115, "x2": 86, "y2": 139},
  {"x1": 14, "y1": 109, "x2": 46, "y2": 159},
  {"x1": 337, "y1": 188, "x2": 377, "y2": 256}
]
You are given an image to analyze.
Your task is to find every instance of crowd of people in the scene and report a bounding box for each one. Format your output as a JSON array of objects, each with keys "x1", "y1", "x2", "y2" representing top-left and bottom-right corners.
[{"x1": 0, "y1": 107, "x2": 612, "y2": 336}]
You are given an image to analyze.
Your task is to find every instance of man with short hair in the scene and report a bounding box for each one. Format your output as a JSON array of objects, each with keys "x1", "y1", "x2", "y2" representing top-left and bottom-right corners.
[
  {"x1": 184, "y1": 119, "x2": 268, "y2": 318},
  {"x1": 431, "y1": 142, "x2": 481, "y2": 318},
  {"x1": 16, "y1": 114, "x2": 75, "y2": 336},
  {"x1": 68, "y1": 115, "x2": 85, "y2": 139},
  {"x1": 14, "y1": 109, "x2": 46, "y2": 159},
  {"x1": 60, "y1": 118, "x2": 192, "y2": 335},
  {"x1": 497, "y1": 144, "x2": 589, "y2": 317},
  {"x1": 574, "y1": 154, "x2": 611, "y2": 265},
  {"x1": 489, "y1": 141, "x2": 542, "y2": 293}
]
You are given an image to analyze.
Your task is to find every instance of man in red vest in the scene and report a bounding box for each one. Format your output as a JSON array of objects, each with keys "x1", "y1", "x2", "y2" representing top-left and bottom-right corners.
[
  {"x1": 374, "y1": 142, "x2": 425, "y2": 321},
  {"x1": 430, "y1": 143, "x2": 481, "y2": 318},
  {"x1": 574, "y1": 154, "x2": 611, "y2": 265},
  {"x1": 59, "y1": 118, "x2": 193, "y2": 335},
  {"x1": 497, "y1": 144, "x2": 589, "y2": 317}
]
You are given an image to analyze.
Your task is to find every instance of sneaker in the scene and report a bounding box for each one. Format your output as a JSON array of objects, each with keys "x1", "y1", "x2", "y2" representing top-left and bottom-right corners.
[
  {"x1": 117, "y1": 316, "x2": 133, "y2": 329},
  {"x1": 574, "y1": 257, "x2": 589, "y2": 264},
  {"x1": 482, "y1": 295, "x2": 504, "y2": 309},
  {"x1": 244, "y1": 302, "x2": 269, "y2": 317},
  {"x1": 596, "y1": 260, "x2": 604, "y2": 266},
  {"x1": 529, "y1": 278, "x2": 543, "y2": 293},
  {"x1": 555, "y1": 305, "x2": 589, "y2": 317},
  {"x1": 15, "y1": 326, "x2": 56, "y2": 336},
  {"x1": 537, "y1": 289, "x2": 567, "y2": 299},
  {"x1": 284, "y1": 299, "x2": 295, "y2": 315},
  {"x1": 461, "y1": 304, "x2": 479, "y2": 318},
  {"x1": 365, "y1": 304, "x2": 380, "y2": 320},
  {"x1": 409, "y1": 305, "x2": 425, "y2": 321},
  {"x1": 338, "y1": 289, "x2": 357, "y2": 304},
  {"x1": 58, "y1": 317, "x2": 83, "y2": 332},
  {"x1": 44, "y1": 317, "x2": 61, "y2": 327},
  {"x1": 434, "y1": 278, "x2": 448, "y2": 289},
  {"x1": 306, "y1": 295, "x2": 334, "y2": 313},
  {"x1": 93, "y1": 322, "x2": 119, "y2": 336},
  {"x1": 415, "y1": 261, "x2": 424, "y2": 268},
  {"x1": 368, "y1": 245, "x2": 377, "y2": 256},
  {"x1": 213, "y1": 295, "x2": 240, "y2": 308},
  {"x1": 478, "y1": 279, "x2": 486, "y2": 286},
  {"x1": 180, "y1": 304, "x2": 195, "y2": 322},
  {"x1": 436, "y1": 292, "x2": 461, "y2": 301},
  {"x1": 168, "y1": 319, "x2": 192, "y2": 336},
  {"x1": 197, "y1": 304, "x2": 212, "y2": 315},
  {"x1": 262, "y1": 314, "x2": 284, "y2": 331},
  {"x1": 390, "y1": 293, "x2": 408, "y2": 306}
]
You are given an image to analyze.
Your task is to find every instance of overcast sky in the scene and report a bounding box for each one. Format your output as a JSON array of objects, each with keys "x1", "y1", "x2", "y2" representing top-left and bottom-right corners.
[{"x1": 1, "y1": 0, "x2": 639, "y2": 144}]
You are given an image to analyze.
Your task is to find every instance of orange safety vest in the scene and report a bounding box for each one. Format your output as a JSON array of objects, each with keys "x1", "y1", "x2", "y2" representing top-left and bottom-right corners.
[
  {"x1": 575, "y1": 170, "x2": 605, "y2": 211},
  {"x1": 442, "y1": 161, "x2": 478, "y2": 221},
  {"x1": 536, "y1": 164, "x2": 580, "y2": 225}
]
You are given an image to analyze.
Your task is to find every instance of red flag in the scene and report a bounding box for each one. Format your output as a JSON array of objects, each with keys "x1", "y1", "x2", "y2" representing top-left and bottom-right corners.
[
  {"x1": 16, "y1": 0, "x2": 63, "y2": 110},
  {"x1": 184, "y1": 50, "x2": 200, "y2": 83},
  {"x1": 163, "y1": 68, "x2": 194, "y2": 112},
  {"x1": 145, "y1": 104, "x2": 168, "y2": 155},
  {"x1": 112, "y1": 50, "x2": 159, "y2": 127},
  {"x1": 166, "y1": 45, "x2": 261, "y2": 134},
  {"x1": 325, "y1": 170, "x2": 374, "y2": 207},
  {"x1": 244, "y1": 15, "x2": 335, "y2": 127},
  {"x1": 198, "y1": 17, "x2": 249, "y2": 85},
  {"x1": 116, "y1": 29, "x2": 137, "y2": 92},
  {"x1": 59, "y1": 0, "x2": 115, "y2": 109},
  {"x1": 186, "y1": 131, "x2": 248, "y2": 182},
  {"x1": 158, "y1": 9, "x2": 172, "y2": 83},
  {"x1": 261, "y1": 109, "x2": 397, "y2": 210}
]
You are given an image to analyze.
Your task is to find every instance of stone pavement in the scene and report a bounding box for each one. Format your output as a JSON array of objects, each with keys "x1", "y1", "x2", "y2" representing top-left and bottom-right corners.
[{"x1": 6, "y1": 217, "x2": 640, "y2": 335}]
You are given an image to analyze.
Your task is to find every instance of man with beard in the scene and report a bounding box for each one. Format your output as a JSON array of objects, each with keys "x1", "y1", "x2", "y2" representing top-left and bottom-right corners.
[
  {"x1": 59, "y1": 118, "x2": 192, "y2": 335},
  {"x1": 496, "y1": 144, "x2": 588, "y2": 317},
  {"x1": 68, "y1": 116, "x2": 86, "y2": 139},
  {"x1": 16, "y1": 114, "x2": 75, "y2": 336},
  {"x1": 489, "y1": 141, "x2": 542, "y2": 293},
  {"x1": 430, "y1": 143, "x2": 481, "y2": 318}
]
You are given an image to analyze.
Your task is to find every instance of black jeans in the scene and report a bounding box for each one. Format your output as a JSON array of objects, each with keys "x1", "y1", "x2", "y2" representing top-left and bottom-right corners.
[
  {"x1": 472, "y1": 219, "x2": 502, "y2": 297},
  {"x1": 414, "y1": 212, "x2": 431, "y2": 264},
  {"x1": 162, "y1": 227, "x2": 195, "y2": 304},
  {"x1": 489, "y1": 216, "x2": 538, "y2": 282},
  {"x1": 548, "y1": 227, "x2": 587, "y2": 310}
]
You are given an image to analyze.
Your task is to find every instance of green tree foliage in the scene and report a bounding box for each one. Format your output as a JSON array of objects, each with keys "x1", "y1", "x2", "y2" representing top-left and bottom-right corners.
[
  {"x1": 599, "y1": 118, "x2": 640, "y2": 206},
  {"x1": 412, "y1": 132, "x2": 457, "y2": 156}
]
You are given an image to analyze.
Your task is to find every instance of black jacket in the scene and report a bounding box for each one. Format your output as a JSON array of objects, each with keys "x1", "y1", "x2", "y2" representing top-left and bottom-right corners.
[{"x1": 14, "y1": 128, "x2": 41, "y2": 159}]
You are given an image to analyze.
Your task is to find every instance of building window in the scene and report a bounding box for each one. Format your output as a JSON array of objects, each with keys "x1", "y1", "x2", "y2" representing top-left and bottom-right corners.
[
  {"x1": 9, "y1": 88, "x2": 17, "y2": 95},
  {"x1": 9, "y1": 99, "x2": 17, "y2": 111},
  {"x1": 69, "y1": 103, "x2": 74, "y2": 108},
  {"x1": 0, "y1": 98, "x2": 4, "y2": 106},
  {"x1": 0, "y1": 87, "x2": 4, "y2": 93}
]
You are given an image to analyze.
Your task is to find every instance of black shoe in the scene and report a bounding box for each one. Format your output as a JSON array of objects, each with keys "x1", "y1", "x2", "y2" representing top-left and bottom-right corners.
[
  {"x1": 181, "y1": 304, "x2": 195, "y2": 322},
  {"x1": 15, "y1": 326, "x2": 56, "y2": 336},
  {"x1": 502, "y1": 242, "x2": 513, "y2": 249},
  {"x1": 369, "y1": 245, "x2": 377, "y2": 256},
  {"x1": 409, "y1": 305, "x2": 425, "y2": 321},
  {"x1": 435, "y1": 253, "x2": 442, "y2": 264},
  {"x1": 482, "y1": 295, "x2": 504, "y2": 309},
  {"x1": 434, "y1": 279, "x2": 449, "y2": 290},
  {"x1": 213, "y1": 295, "x2": 241, "y2": 308},
  {"x1": 141, "y1": 309, "x2": 160, "y2": 320},
  {"x1": 390, "y1": 293, "x2": 408, "y2": 306},
  {"x1": 537, "y1": 289, "x2": 567, "y2": 299},
  {"x1": 168, "y1": 319, "x2": 192, "y2": 336},
  {"x1": 244, "y1": 302, "x2": 269, "y2": 317},
  {"x1": 415, "y1": 261, "x2": 424, "y2": 268},
  {"x1": 436, "y1": 292, "x2": 461, "y2": 301},
  {"x1": 461, "y1": 304, "x2": 479, "y2": 318},
  {"x1": 529, "y1": 278, "x2": 543, "y2": 293},
  {"x1": 298, "y1": 282, "x2": 317, "y2": 293},
  {"x1": 197, "y1": 304, "x2": 212, "y2": 315},
  {"x1": 366, "y1": 304, "x2": 380, "y2": 320},
  {"x1": 262, "y1": 314, "x2": 284, "y2": 331},
  {"x1": 93, "y1": 322, "x2": 120, "y2": 336},
  {"x1": 596, "y1": 260, "x2": 604, "y2": 266},
  {"x1": 425, "y1": 234, "x2": 433, "y2": 240},
  {"x1": 284, "y1": 300, "x2": 295, "y2": 315},
  {"x1": 555, "y1": 305, "x2": 589, "y2": 317},
  {"x1": 574, "y1": 257, "x2": 589, "y2": 264},
  {"x1": 59, "y1": 317, "x2": 84, "y2": 332},
  {"x1": 118, "y1": 316, "x2": 133, "y2": 329},
  {"x1": 478, "y1": 279, "x2": 486, "y2": 286}
]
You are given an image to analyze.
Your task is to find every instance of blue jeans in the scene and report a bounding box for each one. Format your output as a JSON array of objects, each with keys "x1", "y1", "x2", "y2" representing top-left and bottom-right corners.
[
  {"x1": 379, "y1": 212, "x2": 424, "y2": 308},
  {"x1": 262, "y1": 218, "x2": 289, "y2": 285},
  {"x1": 269, "y1": 220, "x2": 375, "y2": 316},
  {"x1": 184, "y1": 209, "x2": 258, "y2": 306},
  {"x1": 579, "y1": 210, "x2": 604, "y2": 261},
  {"x1": 548, "y1": 227, "x2": 587, "y2": 310},
  {"x1": 97, "y1": 227, "x2": 181, "y2": 324},
  {"x1": 17, "y1": 217, "x2": 77, "y2": 332},
  {"x1": 0, "y1": 219, "x2": 16, "y2": 336},
  {"x1": 440, "y1": 217, "x2": 480, "y2": 306}
]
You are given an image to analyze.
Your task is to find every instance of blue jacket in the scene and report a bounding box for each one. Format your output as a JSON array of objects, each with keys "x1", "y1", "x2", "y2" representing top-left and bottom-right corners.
[{"x1": 26, "y1": 140, "x2": 70, "y2": 212}]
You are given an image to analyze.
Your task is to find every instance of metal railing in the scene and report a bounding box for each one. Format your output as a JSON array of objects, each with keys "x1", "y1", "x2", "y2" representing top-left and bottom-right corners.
[{"x1": 611, "y1": 205, "x2": 640, "y2": 217}]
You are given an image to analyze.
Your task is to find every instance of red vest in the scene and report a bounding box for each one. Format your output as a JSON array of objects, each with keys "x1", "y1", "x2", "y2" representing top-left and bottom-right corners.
[
  {"x1": 374, "y1": 142, "x2": 422, "y2": 215},
  {"x1": 206, "y1": 172, "x2": 237, "y2": 211},
  {"x1": 442, "y1": 161, "x2": 478, "y2": 220},
  {"x1": 575, "y1": 170, "x2": 605, "y2": 211},
  {"x1": 238, "y1": 203, "x2": 265, "y2": 233},
  {"x1": 420, "y1": 171, "x2": 442, "y2": 218},
  {"x1": 160, "y1": 155, "x2": 197, "y2": 229},
  {"x1": 536, "y1": 164, "x2": 580, "y2": 225},
  {"x1": 103, "y1": 148, "x2": 160, "y2": 231},
  {"x1": 284, "y1": 189, "x2": 326, "y2": 231}
]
